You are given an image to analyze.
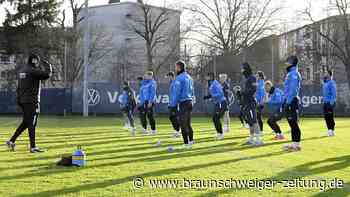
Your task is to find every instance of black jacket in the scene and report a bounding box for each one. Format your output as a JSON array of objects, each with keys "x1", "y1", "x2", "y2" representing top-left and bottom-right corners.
[
  {"x1": 235, "y1": 90, "x2": 242, "y2": 106},
  {"x1": 17, "y1": 62, "x2": 52, "y2": 104},
  {"x1": 126, "y1": 87, "x2": 137, "y2": 110},
  {"x1": 241, "y1": 75, "x2": 257, "y2": 105},
  {"x1": 222, "y1": 82, "x2": 230, "y2": 100}
]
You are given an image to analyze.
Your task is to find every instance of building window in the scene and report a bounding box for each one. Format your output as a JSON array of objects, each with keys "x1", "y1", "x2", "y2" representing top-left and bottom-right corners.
[
  {"x1": 0, "y1": 55, "x2": 10, "y2": 64},
  {"x1": 315, "y1": 72, "x2": 320, "y2": 82},
  {"x1": 51, "y1": 71, "x2": 61, "y2": 81},
  {"x1": 0, "y1": 70, "x2": 16, "y2": 80},
  {"x1": 306, "y1": 68, "x2": 311, "y2": 81},
  {"x1": 0, "y1": 71, "x2": 5, "y2": 79}
]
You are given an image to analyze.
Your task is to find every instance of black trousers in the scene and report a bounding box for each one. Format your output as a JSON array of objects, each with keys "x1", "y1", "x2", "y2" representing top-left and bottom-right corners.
[
  {"x1": 257, "y1": 105, "x2": 264, "y2": 131},
  {"x1": 179, "y1": 101, "x2": 194, "y2": 144},
  {"x1": 285, "y1": 98, "x2": 301, "y2": 142},
  {"x1": 169, "y1": 107, "x2": 180, "y2": 131},
  {"x1": 323, "y1": 103, "x2": 335, "y2": 130},
  {"x1": 10, "y1": 103, "x2": 39, "y2": 148},
  {"x1": 213, "y1": 101, "x2": 228, "y2": 134},
  {"x1": 122, "y1": 106, "x2": 135, "y2": 128},
  {"x1": 239, "y1": 105, "x2": 245, "y2": 124},
  {"x1": 138, "y1": 104, "x2": 156, "y2": 130},
  {"x1": 242, "y1": 102, "x2": 258, "y2": 126},
  {"x1": 267, "y1": 109, "x2": 283, "y2": 134}
]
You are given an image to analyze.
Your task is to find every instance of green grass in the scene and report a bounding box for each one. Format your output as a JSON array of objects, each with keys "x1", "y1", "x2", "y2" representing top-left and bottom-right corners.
[{"x1": 0, "y1": 116, "x2": 349, "y2": 197}]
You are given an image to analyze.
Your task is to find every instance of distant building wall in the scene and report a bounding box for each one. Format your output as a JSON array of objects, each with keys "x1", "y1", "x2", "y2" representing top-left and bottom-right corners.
[
  {"x1": 211, "y1": 15, "x2": 350, "y2": 111},
  {"x1": 211, "y1": 35, "x2": 280, "y2": 85},
  {"x1": 0, "y1": 53, "x2": 16, "y2": 90},
  {"x1": 84, "y1": 2, "x2": 181, "y2": 83}
]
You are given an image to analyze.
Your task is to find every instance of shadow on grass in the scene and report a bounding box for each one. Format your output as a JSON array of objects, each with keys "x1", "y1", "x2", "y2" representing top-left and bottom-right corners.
[
  {"x1": 33, "y1": 126, "x2": 217, "y2": 146},
  {"x1": 312, "y1": 182, "x2": 350, "y2": 197},
  {"x1": 33, "y1": 128, "x2": 213, "y2": 148},
  {"x1": 38, "y1": 132, "x2": 168, "y2": 146},
  {"x1": 0, "y1": 133, "x2": 187, "y2": 163},
  {"x1": 0, "y1": 141, "x2": 158, "y2": 171},
  {"x1": 196, "y1": 154, "x2": 350, "y2": 197},
  {"x1": 0, "y1": 138, "x2": 267, "y2": 181},
  {"x1": 0, "y1": 135, "x2": 244, "y2": 171},
  {"x1": 0, "y1": 139, "x2": 159, "y2": 164},
  {"x1": 15, "y1": 151, "x2": 289, "y2": 197},
  {"x1": 87, "y1": 136, "x2": 240, "y2": 162},
  {"x1": 1, "y1": 131, "x2": 249, "y2": 163},
  {"x1": 0, "y1": 136, "x2": 325, "y2": 183},
  {"x1": 39, "y1": 130, "x2": 117, "y2": 137}
]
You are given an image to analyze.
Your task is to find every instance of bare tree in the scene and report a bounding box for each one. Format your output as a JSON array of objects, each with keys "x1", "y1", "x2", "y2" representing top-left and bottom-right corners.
[
  {"x1": 187, "y1": 0, "x2": 280, "y2": 55},
  {"x1": 127, "y1": 0, "x2": 180, "y2": 75},
  {"x1": 192, "y1": 48, "x2": 213, "y2": 80},
  {"x1": 56, "y1": 0, "x2": 114, "y2": 88},
  {"x1": 303, "y1": 0, "x2": 350, "y2": 89},
  {"x1": 109, "y1": 43, "x2": 138, "y2": 83}
]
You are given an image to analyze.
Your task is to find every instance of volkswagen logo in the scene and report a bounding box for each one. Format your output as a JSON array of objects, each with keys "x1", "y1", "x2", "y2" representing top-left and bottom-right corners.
[{"x1": 87, "y1": 88, "x2": 101, "y2": 106}]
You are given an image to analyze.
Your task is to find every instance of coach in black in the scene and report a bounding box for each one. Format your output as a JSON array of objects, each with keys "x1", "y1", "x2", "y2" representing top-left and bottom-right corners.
[
  {"x1": 241, "y1": 62, "x2": 263, "y2": 146},
  {"x1": 6, "y1": 54, "x2": 52, "y2": 153}
]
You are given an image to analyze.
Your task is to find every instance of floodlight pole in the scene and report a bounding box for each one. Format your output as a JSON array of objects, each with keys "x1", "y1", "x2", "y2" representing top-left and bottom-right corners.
[
  {"x1": 83, "y1": 0, "x2": 90, "y2": 117},
  {"x1": 271, "y1": 36, "x2": 275, "y2": 83}
]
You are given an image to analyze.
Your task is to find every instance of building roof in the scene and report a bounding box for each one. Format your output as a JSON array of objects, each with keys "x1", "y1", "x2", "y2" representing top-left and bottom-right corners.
[
  {"x1": 88, "y1": 1, "x2": 181, "y2": 13},
  {"x1": 278, "y1": 14, "x2": 350, "y2": 37},
  {"x1": 0, "y1": 27, "x2": 6, "y2": 52}
]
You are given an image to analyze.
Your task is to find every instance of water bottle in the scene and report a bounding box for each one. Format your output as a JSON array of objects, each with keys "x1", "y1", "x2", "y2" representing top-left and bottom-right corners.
[{"x1": 72, "y1": 145, "x2": 86, "y2": 167}]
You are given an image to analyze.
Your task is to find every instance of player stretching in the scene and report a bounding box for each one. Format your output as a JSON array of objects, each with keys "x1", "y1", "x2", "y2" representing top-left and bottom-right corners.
[
  {"x1": 138, "y1": 71, "x2": 157, "y2": 135},
  {"x1": 167, "y1": 72, "x2": 180, "y2": 138},
  {"x1": 241, "y1": 63, "x2": 263, "y2": 146},
  {"x1": 233, "y1": 86, "x2": 249, "y2": 128},
  {"x1": 256, "y1": 71, "x2": 266, "y2": 133},
  {"x1": 118, "y1": 81, "x2": 137, "y2": 136},
  {"x1": 265, "y1": 81, "x2": 285, "y2": 140},
  {"x1": 173, "y1": 61, "x2": 194, "y2": 149},
  {"x1": 283, "y1": 56, "x2": 302, "y2": 152},
  {"x1": 219, "y1": 73, "x2": 232, "y2": 133},
  {"x1": 322, "y1": 70, "x2": 337, "y2": 137},
  {"x1": 6, "y1": 54, "x2": 52, "y2": 153},
  {"x1": 204, "y1": 72, "x2": 228, "y2": 140}
]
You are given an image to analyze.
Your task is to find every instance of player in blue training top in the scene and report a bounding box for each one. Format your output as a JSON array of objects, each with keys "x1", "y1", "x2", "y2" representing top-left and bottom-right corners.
[
  {"x1": 283, "y1": 56, "x2": 302, "y2": 152},
  {"x1": 204, "y1": 72, "x2": 228, "y2": 140},
  {"x1": 173, "y1": 61, "x2": 195, "y2": 149},
  {"x1": 256, "y1": 71, "x2": 266, "y2": 133},
  {"x1": 138, "y1": 71, "x2": 157, "y2": 135},
  {"x1": 219, "y1": 73, "x2": 233, "y2": 133},
  {"x1": 265, "y1": 80, "x2": 285, "y2": 140},
  {"x1": 322, "y1": 70, "x2": 337, "y2": 137},
  {"x1": 167, "y1": 71, "x2": 180, "y2": 138}
]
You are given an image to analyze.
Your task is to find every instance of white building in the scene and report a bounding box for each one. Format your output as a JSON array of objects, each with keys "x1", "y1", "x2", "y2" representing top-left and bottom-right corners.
[
  {"x1": 0, "y1": 52, "x2": 16, "y2": 90},
  {"x1": 84, "y1": 1, "x2": 181, "y2": 83},
  {"x1": 278, "y1": 15, "x2": 349, "y2": 85}
]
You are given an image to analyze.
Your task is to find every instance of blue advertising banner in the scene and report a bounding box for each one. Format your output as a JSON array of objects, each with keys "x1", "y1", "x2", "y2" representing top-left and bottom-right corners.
[
  {"x1": 0, "y1": 89, "x2": 68, "y2": 114},
  {"x1": 72, "y1": 82, "x2": 207, "y2": 114},
  {"x1": 0, "y1": 83, "x2": 348, "y2": 115},
  {"x1": 71, "y1": 82, "x2": 347, "y2": 115}
]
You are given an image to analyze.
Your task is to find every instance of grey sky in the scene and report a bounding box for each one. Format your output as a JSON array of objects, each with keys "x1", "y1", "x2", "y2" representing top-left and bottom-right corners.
[{"x1": 0, "y1": 0, "x2": 330, "y2": 33}]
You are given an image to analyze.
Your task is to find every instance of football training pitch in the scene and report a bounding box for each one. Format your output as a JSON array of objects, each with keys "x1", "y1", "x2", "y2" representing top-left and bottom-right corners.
[{"x1": 0, "y1": 116, "x2": 349, "y2": 197}]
